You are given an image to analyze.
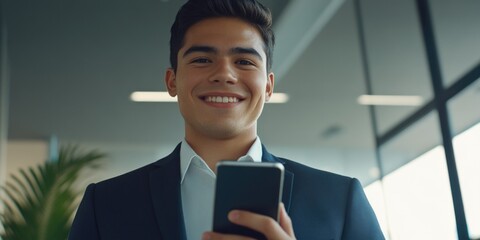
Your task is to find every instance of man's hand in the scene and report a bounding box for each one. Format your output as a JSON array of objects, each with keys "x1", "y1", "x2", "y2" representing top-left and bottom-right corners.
[{"x1": 202, "y1": 203, "x2": 296, "y2": 240}]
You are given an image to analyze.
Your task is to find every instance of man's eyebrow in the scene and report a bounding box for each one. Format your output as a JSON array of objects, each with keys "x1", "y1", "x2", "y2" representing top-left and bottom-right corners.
[
  {"x1": 182, "y1": 45, "x2": 217, "y2": 58},
  {"x1": 230, "y1": 47, "x2": 263, "y2": 61}
]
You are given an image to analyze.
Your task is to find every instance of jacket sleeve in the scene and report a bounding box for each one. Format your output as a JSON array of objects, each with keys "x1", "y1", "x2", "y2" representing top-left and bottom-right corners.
[
  {"x1": 68, "y1": 184, "x2": 100, "y2": 240},
  {"x1": 341, "y1": 178, "x2": 385, "y2": 240}
]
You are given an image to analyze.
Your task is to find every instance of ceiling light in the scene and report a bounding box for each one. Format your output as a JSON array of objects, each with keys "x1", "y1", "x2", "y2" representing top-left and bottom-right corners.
[
  {"x1": 130, "y1": 91, "x2": 177, "y2": 102},
  {"x1": 130, "y1": 91, "x2": 289, "y2": 104},
  {"x1": 268, "y1": 93, "x2": 289, "y2": 103},
  {"x1": 357, "y1": 95, "x2": 424, "y2": 106}
]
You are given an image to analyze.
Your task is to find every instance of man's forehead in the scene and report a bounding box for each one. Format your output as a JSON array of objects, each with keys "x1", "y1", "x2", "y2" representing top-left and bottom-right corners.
[{"x1": 181, "y1": 18, "x2": 266, "y2": 51}]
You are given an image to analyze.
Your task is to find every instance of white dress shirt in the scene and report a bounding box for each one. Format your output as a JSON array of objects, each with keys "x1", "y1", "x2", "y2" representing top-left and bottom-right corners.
[{"x1": 180, "y1": 138, "x2": 263, "y2": 240}]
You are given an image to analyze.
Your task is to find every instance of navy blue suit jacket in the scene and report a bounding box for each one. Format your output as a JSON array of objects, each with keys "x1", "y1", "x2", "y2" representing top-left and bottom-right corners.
[{"x1": 69, "y1": 144, "x2": 384, "y2": 239}]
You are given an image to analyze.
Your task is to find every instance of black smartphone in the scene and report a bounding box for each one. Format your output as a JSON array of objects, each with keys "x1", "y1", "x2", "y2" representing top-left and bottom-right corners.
[{"x1": 212, "y1": 161, "x2": 285, "y2": 240}]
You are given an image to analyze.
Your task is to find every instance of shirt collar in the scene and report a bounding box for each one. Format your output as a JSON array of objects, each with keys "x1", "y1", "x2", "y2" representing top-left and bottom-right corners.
[
  {"x1": 180, "y1": 137, "x2": 263, "y2": 183},
  {"x1": 180, "y1": 139, "x2": 200, "y2": 184},
  {"x1": 238, "y1": 137, "x2": 262, "y2": 163}
]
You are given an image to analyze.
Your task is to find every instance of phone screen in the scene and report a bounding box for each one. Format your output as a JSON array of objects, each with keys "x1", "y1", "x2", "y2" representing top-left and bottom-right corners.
[{"x1": 212, "y1": 161, "x2": 284, "y2": 240}]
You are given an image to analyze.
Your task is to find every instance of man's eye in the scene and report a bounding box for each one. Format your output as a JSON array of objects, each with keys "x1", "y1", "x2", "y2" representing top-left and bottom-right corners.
[
  {"x1": 191, "y1": 58, "x2": 211, "y2": 64},
  {"x1": 237, "y1": 59, "x2": 254, "y2": 65}
]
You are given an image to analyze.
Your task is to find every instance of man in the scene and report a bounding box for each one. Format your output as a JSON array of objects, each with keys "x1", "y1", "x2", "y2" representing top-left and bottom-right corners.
[{"x1": 69, "y1": 0, "x2": 384, "y2": 239}]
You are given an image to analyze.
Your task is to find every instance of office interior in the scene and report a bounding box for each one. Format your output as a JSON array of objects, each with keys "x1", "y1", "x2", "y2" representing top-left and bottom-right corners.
[{"x1": 1, "y1": 0, "x2": 479, "y2": 239}]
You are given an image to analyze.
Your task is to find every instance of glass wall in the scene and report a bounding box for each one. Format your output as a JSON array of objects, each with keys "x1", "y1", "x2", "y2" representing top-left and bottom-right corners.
[
  {"x1": 362, "y1": 0, "x2": 480, "y2": 239},
  {"x1": 383, "y1": 145, "x2": 456, "y2": 239},
  {"x1": 368, "y1": 108, "x2": 480, "y2": 239},
  {"x1": 429, "y1": 1, "x2": 480, "y2": 87},
  {"x1": 448, "y1": 79, "x2": 480, "y2": 239},
  {"x1": 367, "y1": 112, "x2": 457, "y2": 239},
  {"x1": 451, "y1": 122, "x2": 480, "y2": 239},
  {"x1": 360, "y1": 0, "x2": 433, "y2": 135}
]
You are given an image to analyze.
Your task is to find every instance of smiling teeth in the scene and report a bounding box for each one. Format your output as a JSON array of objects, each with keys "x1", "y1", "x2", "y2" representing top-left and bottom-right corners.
[{"x1": 205, "y1": 96, "x2": 239, "y2": 103}]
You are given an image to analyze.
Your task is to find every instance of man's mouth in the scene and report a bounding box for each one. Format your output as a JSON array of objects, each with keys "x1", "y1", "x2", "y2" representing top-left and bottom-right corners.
[{"x1": 204, "y1": 96, "x2": 240, "y2": 103}]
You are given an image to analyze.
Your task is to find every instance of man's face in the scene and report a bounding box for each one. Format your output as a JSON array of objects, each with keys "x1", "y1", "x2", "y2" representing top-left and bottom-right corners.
[{"x1": 165, "y1": 17, "x2": 274, "y2": 141}]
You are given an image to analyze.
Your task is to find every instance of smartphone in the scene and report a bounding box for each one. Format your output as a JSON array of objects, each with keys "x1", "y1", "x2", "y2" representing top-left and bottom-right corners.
[{"x1": 212, "y1": 161, "x2": 284, "y2": 240}]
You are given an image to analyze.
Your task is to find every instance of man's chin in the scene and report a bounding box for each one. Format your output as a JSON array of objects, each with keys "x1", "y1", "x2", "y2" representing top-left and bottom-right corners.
[
  {"x1": 203, "y1": 127, "x2": 240, "y2": 140},
  {"x1": 200, "y1": 123, "x2": 250, "y2": 140}
]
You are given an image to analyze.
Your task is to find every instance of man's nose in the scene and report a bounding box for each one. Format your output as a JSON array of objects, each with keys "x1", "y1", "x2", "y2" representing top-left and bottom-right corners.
[{"x1": 208, "y1": 60, "x2": 238, "y2": 84}]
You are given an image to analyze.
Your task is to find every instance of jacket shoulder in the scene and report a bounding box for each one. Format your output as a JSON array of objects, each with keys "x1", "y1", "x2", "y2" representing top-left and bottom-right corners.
[
  {"x1": 278, "y1": 158, "x2": 384, "y2": 239},
  {"x1": 280, "y1": 157, "x2": 353, "y2": 184}
]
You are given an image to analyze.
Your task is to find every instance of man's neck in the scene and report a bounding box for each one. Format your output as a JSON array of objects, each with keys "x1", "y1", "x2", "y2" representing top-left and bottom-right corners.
[{"x1": 185, "y1": 131, "x2": 257, "y2": 172}]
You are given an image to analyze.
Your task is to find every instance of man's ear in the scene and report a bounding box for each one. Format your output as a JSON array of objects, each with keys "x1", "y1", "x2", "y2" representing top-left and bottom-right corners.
[
  {"x1": 165, "y1": 68, "x2": 177, "y2": 97},
  {"x1": 265, "y1": 72, "x2": 275, "y2": 102}
]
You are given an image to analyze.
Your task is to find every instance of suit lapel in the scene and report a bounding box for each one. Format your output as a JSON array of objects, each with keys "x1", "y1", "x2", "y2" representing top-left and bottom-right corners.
[
  {"x1": 261, "y1": 145, "x2": 294, "y2": 212},
  {"x1": 149, "y1": 144, "x2": 187, "y2": 240}
]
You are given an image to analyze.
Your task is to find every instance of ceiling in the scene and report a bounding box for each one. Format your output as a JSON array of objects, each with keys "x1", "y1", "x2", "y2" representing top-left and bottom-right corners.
[{"x1": 4, "y1": 0, "x2": 480, "y2": 184}]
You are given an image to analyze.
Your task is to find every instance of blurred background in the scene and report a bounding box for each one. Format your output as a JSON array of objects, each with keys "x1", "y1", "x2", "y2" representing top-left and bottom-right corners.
[{"x1": 1, "y1": 0, "x2": 479, "y2": 239}]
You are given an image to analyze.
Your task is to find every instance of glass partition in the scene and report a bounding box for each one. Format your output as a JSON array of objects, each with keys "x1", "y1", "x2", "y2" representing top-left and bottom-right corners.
[
  {"x1": 360, "y1": 0, "x2": 433, "y2": 135},
  {"x1": 448, "y1": 79, "x2": 480, "y2": 239},
  {"x1": 379, "y1": 111, "x2": 457, "y2": 239},
  {"x1": 429, "y1": 0, "x2": 480, "y2": 87}
]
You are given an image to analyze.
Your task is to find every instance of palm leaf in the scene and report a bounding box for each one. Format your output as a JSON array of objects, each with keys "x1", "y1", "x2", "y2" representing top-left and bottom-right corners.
[{"x1": 0, "y1": 145, "x2": 106, "y2": 240}]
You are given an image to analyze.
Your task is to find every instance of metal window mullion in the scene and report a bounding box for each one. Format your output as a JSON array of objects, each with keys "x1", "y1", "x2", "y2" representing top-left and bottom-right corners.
[{"x1": 416, "y1": 0, "x2": 469, "y2": 239}]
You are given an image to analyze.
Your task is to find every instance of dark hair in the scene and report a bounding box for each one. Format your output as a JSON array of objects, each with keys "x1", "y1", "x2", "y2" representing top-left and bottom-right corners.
[{"x1": 169, "y1": 0, "x2": 275, "y2": 72}]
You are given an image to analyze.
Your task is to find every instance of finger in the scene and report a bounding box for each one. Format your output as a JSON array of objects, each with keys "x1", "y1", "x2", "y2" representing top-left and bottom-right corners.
[
  {"x1": 279, "y1": 203, "x2": 295, "y2": 237},
  {"x1": 202, "y1": 231, "x2": 255, "y2": 240},
  {"x1": 228, "y1": 210, "x2": 287, "y2": 239}
]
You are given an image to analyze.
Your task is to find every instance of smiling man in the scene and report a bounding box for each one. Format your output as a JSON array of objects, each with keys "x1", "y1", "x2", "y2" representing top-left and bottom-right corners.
[
  {"x1": 69, "y1": 0, "x2": 384, "y2": 239},
  {"x1": 165, "y1": 17, "x2": 274, "y2": 172}
]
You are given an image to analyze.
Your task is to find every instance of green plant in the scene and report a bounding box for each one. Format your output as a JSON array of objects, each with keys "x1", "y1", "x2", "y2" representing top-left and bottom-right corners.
[{"x1": 0, "y1": 145, "x2": 106, "y2": 240}]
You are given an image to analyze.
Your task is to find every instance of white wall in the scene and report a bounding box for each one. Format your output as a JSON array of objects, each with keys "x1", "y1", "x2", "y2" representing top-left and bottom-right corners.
[
  {"x1": 5, "y1": 140, "x2": 48, "y2": 179},
  {"x1": 0, "y1": 140, "x2": 48, "y2": 234}
]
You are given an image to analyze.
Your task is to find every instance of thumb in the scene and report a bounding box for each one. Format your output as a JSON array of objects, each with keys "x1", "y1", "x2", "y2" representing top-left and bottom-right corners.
[{"x1": 279, "y1": 203, "x2": 295, "y2": 237}]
